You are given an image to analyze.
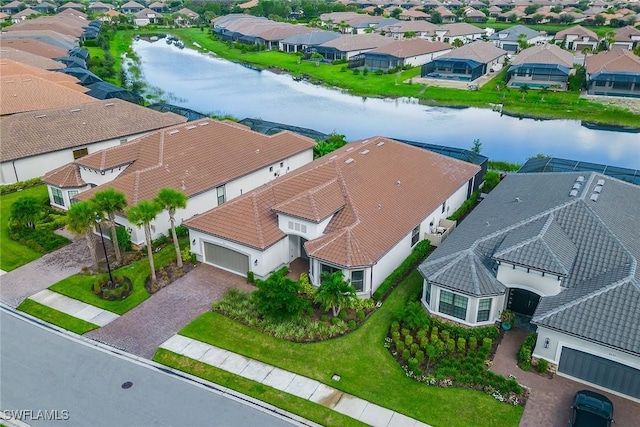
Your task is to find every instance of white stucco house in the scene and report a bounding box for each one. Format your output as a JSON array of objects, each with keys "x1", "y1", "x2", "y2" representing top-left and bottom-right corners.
[
  {"x1": 419, "y1": 172, "x2": 640, "y2": 401},
  {"x1": 1, "y1": 99, "x2": 186, "y2": 184},
  {"x1": 43, "y1": 119, "x2": 316, "y2": 246},
  {"x1": 185, "y1": 137, "x2": 480, "y2": 296}
]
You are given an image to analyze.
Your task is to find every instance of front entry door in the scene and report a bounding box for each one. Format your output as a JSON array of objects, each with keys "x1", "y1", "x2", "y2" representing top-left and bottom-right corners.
[{"x1": 507, "y1": 288, "x2": 540, "y2": 316}]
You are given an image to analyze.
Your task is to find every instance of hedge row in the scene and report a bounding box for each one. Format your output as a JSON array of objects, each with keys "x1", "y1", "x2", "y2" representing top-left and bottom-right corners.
[
  {"x1": 517, "y1": 332, "x2": 538, "y2": 371},
  {"x1": 9, "y1": 227, "x2": 69, "y2": 253},
  {"x1": 373, "y1": 239, "x2": 431, "y2": 302},
  {"x1": 0, "y1": 178, "x2": 42, "y2": 195},
  {"x1": 447, "y1": 190, "x2": 480, "y2": 223}
]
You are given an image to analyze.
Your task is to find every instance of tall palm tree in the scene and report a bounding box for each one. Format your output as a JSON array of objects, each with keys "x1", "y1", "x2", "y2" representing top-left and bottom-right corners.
[
  {"x1": 315, "y1": 271, "x2": 356, "y2": 317},
  {"x1": 94, "y1": 188, "x2": 128, "y2": 265},
  {"x1": 127, "y1": 200, "x2": 162, "y2": 284},
  {"x1": 155, "y1": 188, "x2": 187, "y2": 268},
  {"x1": 67, "y1": 200, "x2": 99, "y2": 271},
  {"x1": 519, "y1": 84, "x2": 530, "y2": 101}
]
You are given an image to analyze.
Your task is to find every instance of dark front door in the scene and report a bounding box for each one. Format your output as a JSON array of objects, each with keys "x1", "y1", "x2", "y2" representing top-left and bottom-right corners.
[{"x1": 507, "y1": 288, "x2": 540, "y2": 316}]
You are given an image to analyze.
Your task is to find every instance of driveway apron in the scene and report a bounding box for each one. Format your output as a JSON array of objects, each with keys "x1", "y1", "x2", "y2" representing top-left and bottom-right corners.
[{"x1": 84, "y1": 264, "x2": 255, "y2": 359}]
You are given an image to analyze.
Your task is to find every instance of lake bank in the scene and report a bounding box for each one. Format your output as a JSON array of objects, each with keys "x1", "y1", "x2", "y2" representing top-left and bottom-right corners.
[{"x1": 112, "y1": 27, "x2": 640, "y2": 128}]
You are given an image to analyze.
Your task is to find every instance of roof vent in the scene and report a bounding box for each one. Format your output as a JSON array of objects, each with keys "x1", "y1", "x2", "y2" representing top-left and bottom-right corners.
[
  {"x1": 597, "y1": 179, "x2": 605, "y2": 186},
  {"x1": 515, "y1": 197, "x2": 521, "y2": 202},
  {"x1": 360, "y1": 149, "x2": 370, "y2": 155},
  {"x1": 396, "y1": 180, "x2": 401, "y2": 186},
  {"x1": 376, "y1": 141, "x2": 385, "y2": 147},
  {"x1": 104, "y1": 103, "x2": 114, "y2": 107},
  {"x1": 590, "y1": 193, "x2": 599, "y2": 202},
  {"x1": 572, "y1": 183, "x2": 581, "y2": 190},
  {"x1": 346, "y1": 147, "x2": 354, "y2": 152},
  {"x1": 70, "y1": 108, "x2": 81, "y2": 113},
  {"x1": 168, "y1": 130, "x2": 179, "y2": 135},
  {"x1": 199, "y1": 121, "x2": 209, "y2": 126},
  {"x1": 594, "y1": 185, "x2": 602, "y2": 193},
  {"x1": 569, "y1": 189, "x2": 578, "y2": 197},
  {"x1": 186, "y1": 125, "x2": 196, "y2": 130},
  {"x1": 329, "y1": 155, "x2": 338, "y2": 160},
  {"x1": 576, "y1": 176, "x2": 584, "y2": 183},
  {"x1": 344, "y1": 158, "x2": 354, "y2": 164},
  {"x1": 34, "y1": 114, "x2": 46, "y2": 118}
]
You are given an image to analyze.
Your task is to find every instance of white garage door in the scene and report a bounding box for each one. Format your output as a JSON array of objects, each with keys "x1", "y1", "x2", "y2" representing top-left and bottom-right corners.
[
  {"x1": 559, "y1": 347, "x2": 640, "y2": 399},
  {"x1": 203, "y1": 242, "x2": 249, "y2": 275}
]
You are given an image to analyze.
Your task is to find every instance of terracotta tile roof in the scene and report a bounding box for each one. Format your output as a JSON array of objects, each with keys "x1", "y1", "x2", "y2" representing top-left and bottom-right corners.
[
  {"x1": 0, "y1": 74, "x2": 95, "y2": 116},
  {"x1": 42, "y1": 163, "x2": 86, "y2": 188},
  {"x1": 186, "y1": 137, "x2": 480, "y2": 268},
  {"x1": 554, "y1": 25, "x2": 598, "y2": 42},
  {"x1": 366, "y1": 39, "x2": 452, "y2": 58},
  {"x1": 511, "y1": 44, "x2": 574, "y2": 68},
  {"x1": 586, "y1": 49, "x2": 640, "y2": 74},
  {"x1": 0, "y1": 48, "x2": 65, "y2": 70},
  {"x1": 0, "y1": 30, "x2": 78, "y2": 50},
  {"x1": 4, "y1": 17, "x2": 86, "y2": 38},
  {"x1": 614, "y1": 25, "x2": 640, "y2": 43},
  {"x1": 0, "y1": 38, "x2": 68, "y2": 59},
  {"x1": 319, "y1": 34, "x2": 394, "y2": 52},
  {"x1": 437, "y1": 23, "x2": 485, "y2": 37},
  {"x1": 74, "y1": 119, "x2": 316, "y2": 206},
  {"x1": 1, "y1": 99, "x2": 186, "y2": 161},
  {"x1": 379, "y1": 20, "x2": 438, "y2": 34}
]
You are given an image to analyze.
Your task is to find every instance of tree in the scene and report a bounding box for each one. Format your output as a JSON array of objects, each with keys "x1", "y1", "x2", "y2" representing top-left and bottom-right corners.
[
  {"x1": 452, "y1": 38, "x2": 464, "y2": 48},
  {"x1": 524, "y1": 5, "x2": 539, "y2": 15},
  {"x1": 67, "y1": 200, "x2": 99, "y2": 271},
  {"x1": 315, "y1": 271, "x2": 356, "y2": 316},
  {"x1": 594, "y1": 14, "x2": 606, "y2": 26},
  {"x1": 471, "y1": 138, "x2": 482, "y2": 154},
  {"x1": 391, "y1": 8, "x2": 403, "y2": 18},
  {"x1": 310, "y1": 52, "x2": 323, "y2": 67},
  {"x1": 252, "y1": 271, "x2": 309, "y2": 320},
  {"x1": 10, "y1": 197, "x2": 42, "y2": 229},
  {"x1": 94, "y1": 188, "x2": 128, "y2": 265},
  {"x1": 430, "y1": 10, "x2": 442, "y2": 24},
  {"x1": 127, "y1": 200, "x2": 162, "y2": 285},
  {"x1": 519, "y1": 84, "x2": 530, "y2": 100},
  {"x1": 155, "y1": 188, "x2": 187, "y2": 268},
  {"x1": 539, "y1": 86, "x2": 549, "y2": 102},
  {"x1": 313, "y1": 132, "x2": 348, "y2": 158}
]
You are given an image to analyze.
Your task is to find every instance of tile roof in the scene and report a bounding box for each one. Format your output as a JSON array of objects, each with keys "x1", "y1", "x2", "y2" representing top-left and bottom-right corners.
[
  {"x1": 365, "y1": 39, "x2": 452, "y2": 58},
  {"x1": 74, "y1": 119, "x2": 316, "y2": 206},
  {"x1": 318, "y1": 34, "x2": 394, "y2": 52},
  {"x1": 0, "y1": 73, "x2": 95, "y2": 116},
  {"x1": 438, "y1": 41, "x2": 507, "y2": 64},
  {"x1": 379, "y1": 20, "x2": 438, "y2": 34},
  {"x1": 614, "y1": 25, "x2": 640, "y2": 43},
  {"x1": 1, "y1": 99, "x2": 186, "y2": 161},
  {"x1": 4, "y1": 16, "x2": 86, "y2": 38},
  {"x1": 0, "y1": 47, "x2": 65, "y2": 70},
  {"x1": 488, "y1": 24, "x2": 542, "y2": 42},
  {"x1": 0, "y1": 30, "x2": 78, "y2": 50},
  {"x1": 280, "y1": 30, "x2": 342, "y2": 46},
  {"x1": 42, "y1": 163, "x2": 86, "y2": 188},
  {"x1": 0, "y1": 58, "x2": 83, "y2": 87},
  {"x1": 0, "y1": 38, "x2": 68, "y2": 59},
  {"x1": 586, "y1": 49, "x2": 640, "y2": 74},
  {"x1": 437, "y1": 23, "x2": 485, "y2": 37},
  {"x1": 419, "y1": 172, "x2": 640, "y2": 355},
  {"x1": 186, "y1": 137, "x2": 479, "y2": 267},
  {"x1": 554, "y1": 25, "x2": 598, "y2": 41},
  {"x1": 510, "y1": 44, "x2": 574, "y2": 68}
]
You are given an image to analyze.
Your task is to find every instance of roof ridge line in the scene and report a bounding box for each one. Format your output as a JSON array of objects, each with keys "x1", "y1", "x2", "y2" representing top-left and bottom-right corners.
[
  {"x1": 251, "y1": 192, "x2": 265, "y2": 249},
  {"x1": 469, "y1": 252, "x2": 480, "y2": 295},
  {"x1": 332, "y1": 159, "x2": 359, "y2": 225},
  {"x1": 494, "y1": 215, "x2": 550, "y2": 257}
]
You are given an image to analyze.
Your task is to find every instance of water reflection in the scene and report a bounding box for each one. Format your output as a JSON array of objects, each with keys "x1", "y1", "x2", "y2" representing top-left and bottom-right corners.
[{"x1": 133, "y1": 39, "x2": 640, "y2": 168}]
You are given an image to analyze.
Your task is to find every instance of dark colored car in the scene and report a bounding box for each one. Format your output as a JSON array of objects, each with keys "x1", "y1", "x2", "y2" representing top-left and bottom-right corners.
[{"x1": 570, "y1": 390, "x2": 615, "y2": 427}]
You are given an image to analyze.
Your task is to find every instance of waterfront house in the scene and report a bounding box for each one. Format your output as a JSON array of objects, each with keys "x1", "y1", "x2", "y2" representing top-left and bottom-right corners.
[
  {"x1": 554, "y1": 25, "x2": 599, "y2": 52},
  {"x1": 586, "y1": 49, "x2": 640, "y2": 98},
  {"x1": 359, "y1": 39, "x2": 452, "y2": 71},
  {"x1": 507, "y1": 44, "x2": 574, "y2": 90},
  {"x1": 488, "y1": 24, "x2": 546, "y2": 53},
  {"x1": 421, "y1": 41, "x2": 507, "y2": 81}
]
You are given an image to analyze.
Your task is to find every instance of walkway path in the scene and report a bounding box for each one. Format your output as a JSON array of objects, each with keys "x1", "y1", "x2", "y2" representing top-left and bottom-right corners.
[
  {"x1": 160, "y1": 334, "x2": 432, "y2": 427},
  {"x1": 85, "y1": 264, "x2": 254, "y2": 358},
  {"x1": 28, "y1": 290, "x2": 119, "y2": 327}
]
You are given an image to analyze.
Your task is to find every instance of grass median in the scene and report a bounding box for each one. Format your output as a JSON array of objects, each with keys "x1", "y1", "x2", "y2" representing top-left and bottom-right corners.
[
  {"x1": 17, "y1": 299, "x2": 99, "y2": 335},
  {"x1": 172, "y1": 270, "x2": 523, "y2": 427}
]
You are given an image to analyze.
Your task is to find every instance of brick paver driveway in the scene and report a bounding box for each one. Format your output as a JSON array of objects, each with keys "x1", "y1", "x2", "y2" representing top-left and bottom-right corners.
[
  {"x1": 0, "y1": 238, "x2": 92, "y2": 308},
  {"x1": 492, "y1": 327, "x2": 640, "y2": 427},
  {"x1": 85, "y1": 264, "x2": 254, "y2": 359}
]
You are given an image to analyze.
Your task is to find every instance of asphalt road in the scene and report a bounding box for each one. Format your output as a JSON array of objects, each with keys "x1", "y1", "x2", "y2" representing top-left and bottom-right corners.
[{"x1": 0, "y1": 308, "x2": 308, "y2": 427}]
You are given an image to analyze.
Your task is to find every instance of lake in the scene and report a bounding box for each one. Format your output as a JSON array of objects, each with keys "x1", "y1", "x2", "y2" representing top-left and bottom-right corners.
[{"x1": 132, "y1": 39, "x2": 640, "y2": 169}]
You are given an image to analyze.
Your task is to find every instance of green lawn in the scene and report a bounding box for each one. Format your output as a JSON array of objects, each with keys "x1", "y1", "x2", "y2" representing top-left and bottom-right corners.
[
  {"x1": 0, "y1": 185, "x2": 49, "y2": 271},
  {"x1": 172, "y1": 271, "x2": 523, "y2": 427},
  {"x1": 17, "y1": 299, "x2": 99, "y2": 335},
  {"x1": 154, "y1": 349, "x2": 366, "y2": 427},
  {"x1": 49, "y1": 239, "x2": 185, "y2": 315}
]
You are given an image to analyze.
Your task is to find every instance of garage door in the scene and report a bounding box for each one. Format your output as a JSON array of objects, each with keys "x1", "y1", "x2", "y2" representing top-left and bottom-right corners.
[
  {"x1": 203, "y1": 242, "x2": 249, "y2": 275},
  {"x1": 559, "y1": 347, "x2": 640, "y2": 399}
]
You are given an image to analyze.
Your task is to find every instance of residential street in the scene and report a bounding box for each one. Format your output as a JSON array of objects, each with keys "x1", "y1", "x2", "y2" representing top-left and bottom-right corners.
[{"x1": 0, "y1": 308, "x2": 308, "y2": 427}]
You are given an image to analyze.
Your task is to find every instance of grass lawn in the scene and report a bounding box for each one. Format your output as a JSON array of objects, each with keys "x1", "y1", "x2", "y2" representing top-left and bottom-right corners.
[
  {"x1": 154, "y1": 349, "x2": 366, "y2": 427},
  {"x1": 0, "y1": 185, "x2": 49, "y2": 271},
  {"x1": 48, "y1": 239, "x2": 185, "y2": 315},
  {"x1": 173, "y1": 270, "x2": 523, "y2": 427},
  {"x1": 17, "y1": 299, "x2": 99, "y2": 335}
]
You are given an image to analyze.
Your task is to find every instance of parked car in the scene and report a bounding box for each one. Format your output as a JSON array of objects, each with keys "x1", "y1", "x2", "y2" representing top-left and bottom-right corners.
[{"x1": 570, "y1": 390, "x2": 614, "y2": 427}]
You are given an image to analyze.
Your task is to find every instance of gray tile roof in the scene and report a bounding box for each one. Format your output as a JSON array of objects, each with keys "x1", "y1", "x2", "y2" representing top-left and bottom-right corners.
[
  {"x1": 420, "y1": 171, "x2": 640, "y2": 355},
  {"x1": 488, "y1": 24, "x2": 541, "y2": 42}
]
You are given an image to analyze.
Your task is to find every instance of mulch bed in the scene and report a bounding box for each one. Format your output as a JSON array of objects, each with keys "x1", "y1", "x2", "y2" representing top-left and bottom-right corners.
[{"x1": 145, "y1": 261, "x2": 196, "y2": 294}]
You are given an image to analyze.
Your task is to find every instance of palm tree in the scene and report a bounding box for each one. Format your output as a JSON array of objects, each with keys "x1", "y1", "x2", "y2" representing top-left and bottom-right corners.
[
  {"x1": 67, "y1": 200, "x2": 99, "y2": 271},
  {"x1": 94, "y1": 188, "x2": 128, "y2": 265},
  {"x1": 539, "y1": 86, "x2": 549, "y2": 102},
  {"x1": 155, "y1": 188, "x2": 187, "y2": 268},
  {"x1": 310, "y1": 52, "x2": 323, "y2": 67},
  {"x1": 127, "y1": 200, "x2": 162, "y2": 285},
  {"x1": 519, "y1": 84, "x2": 530, "y2": 101},
  {"x1": 315, "y1": 271, "x2": 356, "y2": 317}
]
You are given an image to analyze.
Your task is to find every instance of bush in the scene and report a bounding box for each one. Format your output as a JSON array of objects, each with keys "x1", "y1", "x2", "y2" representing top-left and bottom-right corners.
[
  {"x1": 9, "y1": 227, "x2": 69, "y2": 252},
  {"x1": 410, "y1": 343, "x2": 419, "y2": 355},
  {"x1": 375, "y1": 69, "x2": 384, "y2": 75},
  {"x1": 339, "y1": 310, "x2": 347, "y2": 320},
  {"x1": 457, "y1": 338, "x2": 466, "y2": 354},
  {"x1": 320, "y1": 314, "x2": 328, "y2": 322},
  {"x1": 246, "y1": 271, "x2": 255, "y2": 284},
  {"x1": 440, "y1": 329, "x2": 449, "y2": 341},
  {"x1": 431, "y1": 333, "x2": 439, "y2": 344},
  {"x1": 0, "y1": 178, "x2": 42, "y2": 195},
  {"x1": 356, "y1": 310, "x2": 365, "y2": 320},
  {"x1": 469, "y1": 336, "x2": 477, "y2": 350},
  {"x1": 448, "y1": 190, "x2": 480, "y2": 222},
  {"x1": 415, "y1": 350, "x2": 425, "y2": 364},
  {"x1": 536, "y1": 358, "x2": 549, "y2": 374},
  {"x1": 396, "y1": 300, "x2": 430, "y2": 329},
  {"x1": 391, "y1": 330, "x2": 400, "y2": 341},
  {"x1": 447, "y1": 339, "x2": 455, "y2": 352},
  {"x1": 483, "y1": 171, "x2": 502, "y2": 193},
  {"x1": 348, "y1": 319, "x2": 356, "y2": 328},
  {"x1": 482, "y1": 338, "x2": 493, "y2": 349},
  {"x1": 331, "y1": 317, "x2": 340, "y2": 325},
  {"x1": 175, "y1": 225, "x2": 189, "y2": 237},
  {"x1": 402, "y1": 349, "x2": 411, "y2": 362},
  {"x1": 517, "y1": 333, "x2": 537, "y2": 369},
  {"x1": 305, "y1": 306, "x2": 314, "y2": 317},
  {"x1": 116, "y1": 226, "x2": 132, "y2": 252},
  {"x1": 352, "y1": 68, "x2": 360, "y2": 75},
  {"x1": 252, "y1": 270, "x2": 309, "y2": 320},
  {"x1": 396, "y1": 340, "x2": 405, "y2": 352},
  {"x1": 405, "y1": 335, "x2": 413, "y2": 346},
  {"x1": 373, "y1": 239, "x2": 431, "y2": 301}
]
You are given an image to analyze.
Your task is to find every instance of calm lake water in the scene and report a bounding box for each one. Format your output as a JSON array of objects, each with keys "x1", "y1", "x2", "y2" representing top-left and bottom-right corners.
[{"x1": 133, "y1": 39, "x2": 640, "y2": 169}]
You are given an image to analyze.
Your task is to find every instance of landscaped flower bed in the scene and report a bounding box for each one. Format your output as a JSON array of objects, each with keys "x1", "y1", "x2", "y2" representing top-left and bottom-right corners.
[{"x1": 388, "y1": 301, "x2": 526, "y2": 406}]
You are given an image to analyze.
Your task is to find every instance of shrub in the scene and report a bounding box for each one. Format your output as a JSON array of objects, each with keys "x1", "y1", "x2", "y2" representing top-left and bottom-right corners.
[
  {"x1": 391, "y1": 331, "x2": 400, "y2": 341},
  {"x1": 174, "y1": 225, "x2": 189, "y2": 237},
  {"x1": 536, "y1": 358, "x2": 549, "y2": 374},
  {"x1": 401, "y1": 328, "x2": 410, "y2": 337},
  {"x1": 356, "y1": 310, "x2": 365, "y2": 320},
  {"x1": 410, "y1": 343, "x2": 419, "y2": 355},
  {"x1": 348, "y1": 319, "x2": 356, "y2": 329},
  {"x1": 298, "y1": 273, "x2": 316, "y2": 298},
  {"x1": 373, "y1": 239, "x2": 431, "y2": 301},
  {"x1": 402, "y1": 349, "x2": 411, "y2": 362},
  {"x1": 415, "y1": 350, "x2": 425, "y2": 364},
  {"x1": 339, "y1": 310, "x2": 347, "y2": 320},
  {"x1": 469, "y1": 336, "x2": 478, "y2": 350},
  {"x1": 9, "y1": 227, "x2": 69, "y2": 252},
  {"x1": 331, "y1": 317, "x2": 340, "y2": 325},
  {"x1": 375, "y1": 69, "x2": 384, "y2": 75},
  {"x1": 340, "y1": 66, "x2": 347, "y2": 72},
  {"x1": 396, "y1": 340, "x2": 405, "y2": 352},
  {"x1": 405, "y1": 335, "x2": 413, "y2": 346},
  {"x1": 320, "y1": 314, "x2": 328, "y2": 322},
  {"x1": 408, "y1": 357, "x2": 419, "y2": 371},
  {"x1": 396, "y1": 300, "x2": 430, "y2": 329},
  {"x1": 447, "y1": 339, "x2": 455, "y2": 352},
  {"x1": 517, "y1": 333, "x2": 537, "y2": 369},
  {"x1": 246, "y1": 271, "x2": 255, "y2": 284},
  {"x1": 306, "y1": 306, "x2": 314, "y2": 317},
  {"x1": 430, "y1": 333, "x2": 439, "y2": 344},
  {"x1": 252, "y1": 270, "x2": 309, "y2": 320},
  {"x1": 190, "y1": 253, "x2": 197, "y2": 264},
  {"x1": 391, "y1": 321, "x2": 400, "y2": 331},
  {"x1": 0, "y1": 177, "x2": 42, "y2": 195},
  {"x1": 440, "y1": 329, "x2": 449, "y2": 342},
  {"x1": 482, "y1": 338, "x2": 493, "y2": 349},
  {"x1": 448, "y1": 190, "x2": 480, "y2": 222},
  {"x1": 457, "y1": 338, "x2": 466, "y2": 354},
  {"x1": 352, "y1": 68, "x2": 360, "y2": 75}
]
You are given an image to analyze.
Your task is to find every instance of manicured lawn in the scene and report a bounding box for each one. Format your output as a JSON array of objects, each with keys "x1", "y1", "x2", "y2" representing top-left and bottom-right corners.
[
  {"x1": 0, "y1": 185, "x2": 49, "y2": 271},
  {"x1": 175, "y1": 271, "x2": 523, "y2": 427},
  {"x1": 17, "y1": 299, "x2": 99, "y2": 335},
  {"x1": 154, "y1": 349, "x2": 366, "y2": 427},
  {"x1": 49, "y1": 239, "x2": 185, "y2": 315}
]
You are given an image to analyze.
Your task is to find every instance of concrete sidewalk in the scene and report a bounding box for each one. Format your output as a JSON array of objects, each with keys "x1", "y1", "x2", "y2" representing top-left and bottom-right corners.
[
  {"x1": 28, "y1": 290, "x2": 119, "y2": 327},
  {"x1": 160, "y1": 335, "x2": 431, "y2": 427}
]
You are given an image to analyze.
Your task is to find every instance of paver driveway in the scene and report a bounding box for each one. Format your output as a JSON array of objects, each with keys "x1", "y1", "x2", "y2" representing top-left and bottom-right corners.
[
  {"x1": 0, "y1": 238, "x2": 92, "y2": 308},
  {"x1": 492, "y1": 327, "x2": 640, "y2": 427},
  {"x1": 85, "y1": 264, "x2": 255, "y2": 359}
]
